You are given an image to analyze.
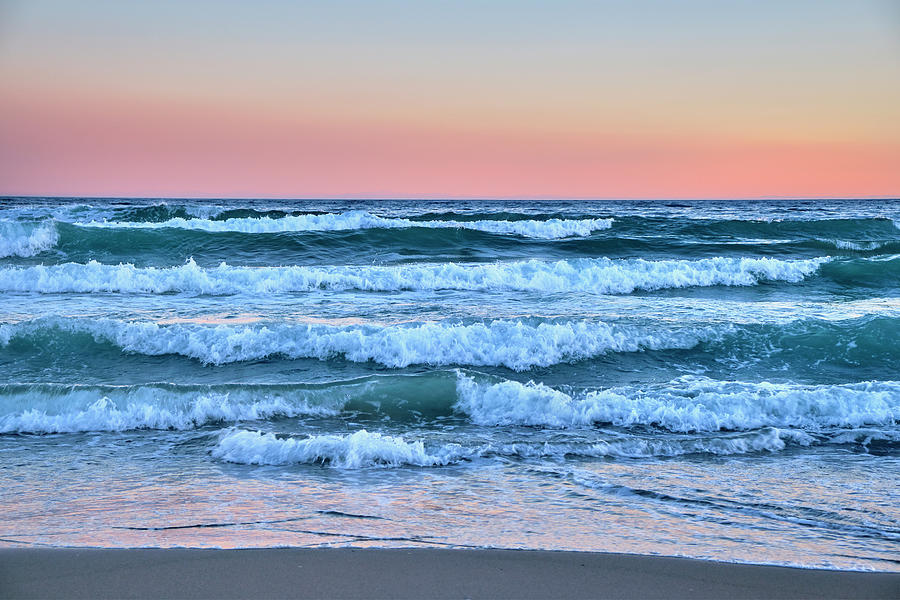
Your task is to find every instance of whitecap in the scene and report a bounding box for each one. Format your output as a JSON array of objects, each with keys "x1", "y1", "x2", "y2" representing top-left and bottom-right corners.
[
  {"x1": 455, "y1": 374, "x2": 900, "y2": 432},
  {"x1": 0, "y1": 256, "x2": 828, "y2": 295},
  {"x1": 73, "y1": 210, "x2": 613, "y2": 239},
  {"x1": 0, "y1": 317, "x2": 709, "y2": 370},
  {"x1": 0, "y1": 221, "x2": 58, "y2": 258},
  {"x1": 0, "y1": 384, "x2": 343, "y2": 434},
  {"x1": 212, "y1": 429, "x2": 468, "y2": 467}
]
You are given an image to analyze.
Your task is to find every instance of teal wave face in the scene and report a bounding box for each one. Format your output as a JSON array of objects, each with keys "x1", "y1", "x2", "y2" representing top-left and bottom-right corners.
[
  {"x1": 2, "y1": 200, "x2": 897, "y2": 269},
  {"x1": 817, "y1": 255, "x2": 900, "y2": 290},
  {"x1": 2, "y1": 315, "x2": 898, "y2": 384},
  {"x1": 0, "y1": 256, "x2": 830, "y2": 294},
  {"x1": 612, "y1": 214, "x2": 900, "y2": 240},
  {"x1": 2, "y1": 371, "x2": 897, "y2": 437}
]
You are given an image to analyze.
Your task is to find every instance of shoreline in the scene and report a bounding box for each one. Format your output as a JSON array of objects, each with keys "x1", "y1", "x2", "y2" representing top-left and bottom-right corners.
[{"x1": 2, "y1": 547, "x2": 898, "y2": 599}]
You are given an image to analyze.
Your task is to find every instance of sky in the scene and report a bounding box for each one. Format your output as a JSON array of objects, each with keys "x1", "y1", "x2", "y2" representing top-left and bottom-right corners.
[{"x1": 0, "y1": 0, "x2": 898, "y2": 199}]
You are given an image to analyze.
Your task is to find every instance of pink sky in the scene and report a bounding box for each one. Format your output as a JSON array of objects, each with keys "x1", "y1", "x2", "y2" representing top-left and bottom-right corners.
[{"x1": 1, "y1": 1, "x2": 898, "y2": 199}]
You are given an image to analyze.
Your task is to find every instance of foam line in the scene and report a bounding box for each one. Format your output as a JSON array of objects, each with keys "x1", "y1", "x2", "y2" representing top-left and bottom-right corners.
[
  {"x1": 456, "y1": 374, "x2": 900, "y2": 431},
  {"x1": 73, "y1": 210, "x2": 614, "y2": 239},
  {"x1": 0, "y1": 256, "x2": 828, "y2": 295}
]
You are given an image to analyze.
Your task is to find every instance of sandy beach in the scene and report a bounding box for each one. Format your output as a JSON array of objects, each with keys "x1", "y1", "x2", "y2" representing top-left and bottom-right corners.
[{"x1": 1, "y1": 548, "x2": 897, "y2": 599}]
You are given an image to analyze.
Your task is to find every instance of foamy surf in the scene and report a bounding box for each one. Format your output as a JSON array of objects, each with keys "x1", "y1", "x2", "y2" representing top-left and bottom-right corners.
[
  {"x1": 74, "y1": 210, "x2": 614, "y2": 239},
  {"x1": 489, "y1": 428, "x2": 816, "y2": 459},
  {"x1": 0, "y1": 256, "x2": 829, "y2": 295},
  {"x1": 4, "y1": 314, "x2": 898, "y2": 370},
  {"x1": 455, "y1": 374, "x2": 900, "y2": 432},
  {"x1": 817, "y1": 239, "x2": 889, "y2": 251},
  {"x1": 210, "y1": 426, "x2": 819, "y2": 468},
  {"x1": 0, "y1": 221, "x2": 58, "y2": 258},
  {"x1": 212, "y1": 429, "x2": 468, "y2": 467},
  {"x1": 2, "y1": 371, "x2": 896, "y2": 436},
  {"x1": 0, "y1": 383, "x2": 347, "y2": 434},
  {"x1": 0, "y1": 316, "x2": 708, "y2": 369}
]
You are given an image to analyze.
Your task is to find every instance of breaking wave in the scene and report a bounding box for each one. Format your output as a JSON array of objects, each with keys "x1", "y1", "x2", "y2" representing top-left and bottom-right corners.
[
  {"x1": 816, "y1": 238, "x2": 891, "y2": 252},
  {"x1": 0, "y1": 256, "x2": 829, "y2": 295},
  {"x1": 3, "y1": 314, "x2": 899, "y2": 371},
  {"x1": 628, "y1": 215, "x2": 900, "y2": 241},
  {"x1": 212, "y1": 429, "x2": 467, "y2": 468},
  {"x1": 493, "y1": 428, "x2": 817, "y2": 459},
  {"x1": 0, "y1": 317, "x2": 706, "y2": 370},
  {"x1": 3, "y1": 370, "x2": 897, "y2": 437},
  {"x1": 74, "y1": 210, "x2": 614, "y2": 239},
  {"x1": 455, "y1": 374, "x2": 900, "y2": 432},
  {"x1": 0, "y1": 382, "x2": 349, "y2": 434},
  {"x1": 210, "y1": 426, "x2": 822, "y2": 468},
  {"x1": 0, "y1": 221, "x2": 58, "y2": 258}
]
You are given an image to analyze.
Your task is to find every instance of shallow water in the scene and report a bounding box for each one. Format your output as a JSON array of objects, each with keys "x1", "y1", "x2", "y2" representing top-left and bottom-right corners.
[{"x1": 1, "y1": 198, "x2": 898, "y2": 570}]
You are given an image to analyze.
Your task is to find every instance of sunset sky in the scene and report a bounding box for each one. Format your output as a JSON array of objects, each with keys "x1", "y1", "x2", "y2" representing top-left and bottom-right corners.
[{"x1": 1, "y1": 0, "x2": 898, "y2": 199}]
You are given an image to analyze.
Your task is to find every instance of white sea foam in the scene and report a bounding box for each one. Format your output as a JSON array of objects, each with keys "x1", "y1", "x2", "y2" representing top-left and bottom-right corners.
[
  {"x1": 0, "y1": 256, "x2": 828, "y2": 295},
  {"x1": 0, "y1": 317, "x2": 716, "y2": 370},
  {"x1": 212, "y1": 429, "x2": 468, "y2": 467},
  {"x1": 455, "y1": 374, "x2": 900, "y2": 432},
  {"x1": 212, "y1": 426, "x2": 814, "y2": 468},
  {"x1": 74, "y1": 210, "x2": 613, "y2": 239},
  {"x1": 0, "y1": 384, "x2": 344, "y2": 434},
  {"x1": 0, "y1": 317, "x2": 708, "y2": 370},
  {"x1": 0, "y1": 221, "x2": 58, "y2": 258},
  {"x1": 825, "y1": 428, "x2": 900, "y2": 446},
  {"x1": 493, "y1": 428, "x2": 814, "y2": 460},
  {"x1": 817, "y1": 238, "x2": 887, "y2": 251}
]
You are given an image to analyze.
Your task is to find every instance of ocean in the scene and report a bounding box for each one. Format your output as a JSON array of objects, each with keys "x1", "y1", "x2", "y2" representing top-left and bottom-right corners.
[{"x1": 0, "y1": 198, "x2": 898, "y2": 570}]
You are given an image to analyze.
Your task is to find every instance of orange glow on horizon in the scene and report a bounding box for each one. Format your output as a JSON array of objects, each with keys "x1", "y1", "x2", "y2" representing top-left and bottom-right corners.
[
  {"x1": 1, "y1": 2, "x2": 898, "y2": 199},
  {"x1": 1, "y1": 90, "x2": 897, "y2": 199}
]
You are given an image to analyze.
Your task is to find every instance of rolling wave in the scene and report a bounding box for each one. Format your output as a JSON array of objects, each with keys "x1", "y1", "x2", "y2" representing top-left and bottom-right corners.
[
  {"x1": 74, "y1": 210, "x2": 614, "y2": 239},
  {"x1": 0, "y1": 256, "x2": 829, "y2": 295},
  {"x1": 0, "y1": 382, "x2": 348, "y2": 434},
  {"x1": 210, "y1": 426, "x2": 824, "y2": 468},
  {"x1": 6, "y1": 211, "x2": 897, "y2": 268},
  {"x1": 212, "y1": 429, "x2": 467, "y2": 468},
  {"x1": 0, "y1": 221, "x2": 58, "y2": 258},
  {"x1": 486, "y1": 428, "x2": 820, "y2": 459},
  {"x1": 456, "y1": 374, "x2": 900, "y2": 432},
  {"x1": 2, "y1": 315, "x2": 898, "y2": 370},
  {"x1": 818, "y1": 254, "x2": 900, "y2": 288},
  {"x1": 0, "y1": 317, "x2": 705, "y2": 369},
  {"x1": 1, "y1": 371, "x2": 897, "y2": 436},
  {"x1": 612, "y1": 215, "x2": 900, "y2": 241},
  {"x1": 816, "y1": 238, "x2": 892, "y2": 252},
  {"x1": 0, "y1": 373, "x2": 464, "y2": 434}
]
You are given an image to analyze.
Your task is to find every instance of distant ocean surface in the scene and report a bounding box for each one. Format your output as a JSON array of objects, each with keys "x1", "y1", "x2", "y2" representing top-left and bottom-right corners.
[{"x1": 1, "y1": 198, "x2": 898, "y2": 570}]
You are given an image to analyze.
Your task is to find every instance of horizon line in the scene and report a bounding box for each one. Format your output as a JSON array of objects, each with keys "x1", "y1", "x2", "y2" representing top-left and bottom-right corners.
[{"x1": 4, "y1": 195, "x2": 899, "y2": 202}]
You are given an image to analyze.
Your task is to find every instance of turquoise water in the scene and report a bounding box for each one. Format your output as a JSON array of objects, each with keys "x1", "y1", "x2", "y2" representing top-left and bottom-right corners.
[{"x1": 0, "y1": 198, "x2": 898, "y2": 570}]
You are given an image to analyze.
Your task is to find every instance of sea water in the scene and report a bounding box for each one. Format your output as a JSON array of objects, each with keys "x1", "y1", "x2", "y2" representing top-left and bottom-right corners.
[{"x1": 0, "y1": 198, "x2": 897, "y2": 570}]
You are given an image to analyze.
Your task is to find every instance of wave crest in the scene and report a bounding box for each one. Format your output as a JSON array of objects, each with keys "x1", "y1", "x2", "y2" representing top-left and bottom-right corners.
[
  {"x1": 74, "y1": 210, "x2": 613, "y2": 239},
  {"x1": 212, "y1": 429, "x2": 467, "y2": 467},
  {"x1": 455, "y1": 374, "x2": 900, "y2": 432},
  {"x1": 211, "y1": 426, "x2": 819, "y2": 468},
  {"x1": 0, "y1": 256, "x2": 828, "y2": 295},
  {"x1": 0, "y1": 382, "x2": 348, "y2": 434},
  {"x1": 0, "y1": 317, "x2": 706, "y2": 370},
  {"x1": 0, "y1": 221, "x2": 58, "y2": 258}
]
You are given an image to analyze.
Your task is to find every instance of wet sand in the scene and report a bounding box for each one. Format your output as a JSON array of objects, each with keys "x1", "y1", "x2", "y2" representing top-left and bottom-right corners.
[{"x1": 1, "y1": 547, "x2": 897, "y2": 599}]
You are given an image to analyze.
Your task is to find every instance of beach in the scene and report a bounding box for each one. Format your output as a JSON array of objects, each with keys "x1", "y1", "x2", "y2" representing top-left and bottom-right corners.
[{"x1": 3, "y1": 548, "x2": 898, "y2": 599}]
